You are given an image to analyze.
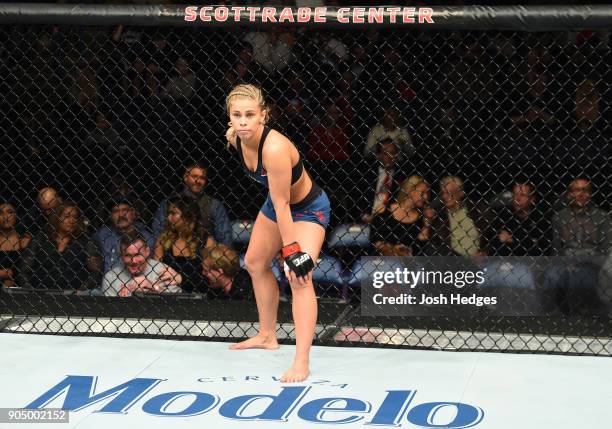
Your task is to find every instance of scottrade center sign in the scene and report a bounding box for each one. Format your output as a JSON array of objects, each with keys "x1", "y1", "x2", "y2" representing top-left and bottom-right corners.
[{"x1": 184, "y1": 6, "x2": 435, "y2": 25}]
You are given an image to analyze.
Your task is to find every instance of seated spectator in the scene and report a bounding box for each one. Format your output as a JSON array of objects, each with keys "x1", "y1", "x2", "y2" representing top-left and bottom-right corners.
[
  {"x1": 233, "y1": 43, "x2": 264, "y2": 84},
  {"x1": 488, "y1": 182, "x2": 552, "y2": 256},
  {"x1": 93, "y1": 174, "x2": 152, "y2": 227},
  {"x1": 0, "y1": 202, "x2": 31, "y2": 288},
  {"x1": 162, "y1": 57, "x2": 197, "y2": 102},
  {"x1": 560, "y1": 81, "x2": 611, "y2": 195},
  {"x1": 597, "y1": 251, "x2": 612, "y2": 314},
  {"x1": 573, "y1": 79, "x2": 602, "y2": 132},
  {"x1": 94, "y1": 195, "x2": 155, "y2": 273},
  {"x1": 109, "y1": 175, "x2": 150, "y2": 220},
  {"x1": 85, "y1": 112, "x2": 126, "y2": 159},
  {"x1": 401, "y1": 175, "x2": 425, "y2": 191},
  {"x1": 68, "y1": 65, "x2": 99, "y2": 119},
  {"x1": 540, "y1": 178, "x2": 611, "y2": 315},
  {"x1": 102, "y1": 233, "x2": 182, "y2": 297},
  {"x1": 371, "y1": 179, "x2": 434, "y2": 256},
  {"x1": 155, "y1": 196, "x2": 213, "y2": 293},
  {"x1": 201, "y1": 244, "x2": 253, "y2": 300},
  {"x1": 552, "y1": 178, "x2": 611, "y2": 257},
  {"x1": 306, "y1": 102, "x2": 352, "y2": 222},
  {"x1": 25, "y1": 186, "x2": 63, "y2": 236},
  {"x1": 153, "y1": 164, "x2": 232, "y2": 245},
  {"x1": 277, "y1": 70, "x2": 315, "y2": 150},
  {"x1": 243, "y1": 27, "x2": 297, "y2": 74},
  {"x1": 363, "y1": 105, "x2": 414, "y2": 158},
  {"x1": 120, "y1": 55, "x2": 154, "y2": 103},
  {"x1": 420, "y1": 99, "x2": 468, "y2": 176},
  {"x1": 359, "y1": 139, "x2": 404, "y2": 223},
  {"x1": 144, "y1": 30, "x2": 175, "y2": 92},
  {"x1": 19, "y1": 202, "x2": 101, "y2": 291},
  {"x1": 307, "y1": 102, "x2": 350, "y2": 164},
  {"x1": 428, "y1": 176, "x2": 491, "y2": 256},
  {"x1": 509, "y1": 80, "x2": 557, "y2": 130}
]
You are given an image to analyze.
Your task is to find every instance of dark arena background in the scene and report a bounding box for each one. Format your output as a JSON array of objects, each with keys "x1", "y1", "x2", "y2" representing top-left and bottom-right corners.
[{"x1": 1, "y1": 1, "x2": 611, "y2": 360}]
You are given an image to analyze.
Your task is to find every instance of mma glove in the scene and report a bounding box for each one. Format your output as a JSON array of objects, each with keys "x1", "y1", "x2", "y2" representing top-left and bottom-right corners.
[{"x1": 281, "y1": 242, "x2": 314, "y2": 278}]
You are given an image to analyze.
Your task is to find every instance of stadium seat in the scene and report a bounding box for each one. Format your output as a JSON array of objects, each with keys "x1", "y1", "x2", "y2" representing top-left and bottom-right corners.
[
  {"x1": 231, "y1": 219, "x2": 254, "y2": 246},
  {"x1": 312, "y1": 254, "x2": 345, "y2": 299},
  {"x1": 480, "y1": 261, "x2": 541, "y2": 315},
  {"x1": 327, "y1": 223, "x2": 371, "y2": 249},
  {"x1": 347, "y1": 257, "x2": 408, "y2": 286},
  {"x1": 541, "y1": 260, "x2": 604, "y2": 315},
  {"x1": 481, "y1": 261, "x2": 536, "y2": 289}
]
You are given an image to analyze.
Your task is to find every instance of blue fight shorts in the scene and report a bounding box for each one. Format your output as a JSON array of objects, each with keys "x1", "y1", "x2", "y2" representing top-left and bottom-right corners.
[{"x1": 261, "y1": 187, "x2": 331, "y2": 229}]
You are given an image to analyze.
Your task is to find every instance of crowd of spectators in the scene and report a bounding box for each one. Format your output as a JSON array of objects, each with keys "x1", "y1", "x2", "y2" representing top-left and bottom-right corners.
[
  {"x1": 0, "y1": 9, "x2": 611, "y2": 313},
  {"x1": 2, "y1": 170, "x2": 610, "y2": 314}
]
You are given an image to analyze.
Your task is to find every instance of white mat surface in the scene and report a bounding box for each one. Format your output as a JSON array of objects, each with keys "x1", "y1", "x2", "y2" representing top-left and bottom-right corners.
[{"x1": 0, "y1": 333, "x2": 610, "y2": 429}]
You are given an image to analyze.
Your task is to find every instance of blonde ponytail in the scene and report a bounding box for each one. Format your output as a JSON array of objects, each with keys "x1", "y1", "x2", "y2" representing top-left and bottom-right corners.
[{"x1": 226, "y1": 122, "x2": 237, "y2": 150}]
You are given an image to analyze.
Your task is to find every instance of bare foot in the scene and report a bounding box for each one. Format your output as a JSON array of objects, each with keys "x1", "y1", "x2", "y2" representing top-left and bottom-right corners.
[
  {"x1": 280, "y1": 360, "x2": 310, "y2": 383},
  {"x1": 229, "y1": 334, "x2": 279, "y2": 350}
]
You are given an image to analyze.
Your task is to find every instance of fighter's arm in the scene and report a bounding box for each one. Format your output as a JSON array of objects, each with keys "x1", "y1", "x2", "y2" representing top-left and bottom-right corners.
[
  {"x1": 263, "y1": 134, "x2": 296, "y2": 247},
  {"x1": 264, "y1": 133, "x2": 314, "y2": 282}
]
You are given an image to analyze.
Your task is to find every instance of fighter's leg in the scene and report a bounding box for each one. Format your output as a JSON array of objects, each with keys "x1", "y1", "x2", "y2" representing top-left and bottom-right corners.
[
  {"x1": 230, "y1": 210, "x2": 283, "y2": 350},
  {"x1": 280, "y1": 220, "x2": 326, "y2": 382}
]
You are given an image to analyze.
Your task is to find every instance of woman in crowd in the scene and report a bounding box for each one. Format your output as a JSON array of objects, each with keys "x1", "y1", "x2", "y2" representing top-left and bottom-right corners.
[
  {"x1": 371, "y1": 177, "x2": 434, "y2": 256},
  {"x1": 155, "y1": 195, "x2": 213, "y2": 293},
  {"x1": 0, "y1": 202, "x2": 31, "y2": 288},
  {"x1": 20, "y1": 201, "x2": 101, "y2": 291}
]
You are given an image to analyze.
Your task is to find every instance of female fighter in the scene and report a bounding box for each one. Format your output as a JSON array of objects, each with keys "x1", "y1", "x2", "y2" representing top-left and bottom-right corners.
[{"x1": 225, "y1": 84, "x2": 331, "y2": 383}]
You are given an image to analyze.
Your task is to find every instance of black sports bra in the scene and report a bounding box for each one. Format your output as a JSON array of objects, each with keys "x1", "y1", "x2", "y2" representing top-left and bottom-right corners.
[{"x1": 236, "y1": 127, "x2": 304, "y2": 187}]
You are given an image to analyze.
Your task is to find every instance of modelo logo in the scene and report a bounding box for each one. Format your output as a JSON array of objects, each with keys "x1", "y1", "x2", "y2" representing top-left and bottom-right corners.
[{"x1": 25, "y1": 376, "x2": 484, "y2": 427}]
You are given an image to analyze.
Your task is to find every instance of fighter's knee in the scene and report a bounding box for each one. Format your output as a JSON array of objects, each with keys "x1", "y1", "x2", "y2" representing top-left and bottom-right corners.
[
  {"x1": 289, "y1": 279, "x2": 314, "y2": 293},
  {"x1": 244, "y1": 253, "x2": 268, "y2": 275}
]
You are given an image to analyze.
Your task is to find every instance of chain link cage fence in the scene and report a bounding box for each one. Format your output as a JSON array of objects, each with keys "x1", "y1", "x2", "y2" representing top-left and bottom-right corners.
[{"x1": 0, "y1": 3, "x2": 611, "y2": 355}]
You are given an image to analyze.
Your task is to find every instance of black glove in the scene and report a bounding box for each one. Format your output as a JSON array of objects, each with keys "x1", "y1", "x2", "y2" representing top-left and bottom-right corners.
[{"x1": 281, "y1": 242, "x2": 314, "y2": 278}]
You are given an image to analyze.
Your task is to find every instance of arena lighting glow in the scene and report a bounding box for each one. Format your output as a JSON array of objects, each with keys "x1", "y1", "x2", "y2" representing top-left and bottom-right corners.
[
  {"x1": 184, "y1": 6, "x2": 435, "y2": 25},
  {"x1": 26, "y1": 375, "x2": 484, "y2": 427}
]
